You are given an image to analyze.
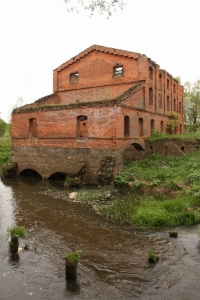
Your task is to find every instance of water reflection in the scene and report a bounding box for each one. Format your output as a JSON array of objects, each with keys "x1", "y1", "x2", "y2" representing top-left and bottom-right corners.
[{"x1": 0, "y1": 176, "x2": 200, "y2": 299}]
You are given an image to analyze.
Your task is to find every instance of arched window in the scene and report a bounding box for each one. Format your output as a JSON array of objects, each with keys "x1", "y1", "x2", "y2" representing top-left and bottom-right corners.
[
  {"x1": 149, "y1": 88, "x2": 153, "y2": 105},
  {"x1": 159, "y1": 93, "x2": 162, "y2": 108},
  {"x1": 149, "y1": 66, "x2": 153, "y2": 79},
  {"x1": 167, "y1": 78, "x2": 170, "y2": 89},
  {"x1": 173, "y1": 99, "x2": 176, "y2": 111},
  {"x1": 124, "y1": 116, "x2": 130, "y2": 137},
  {"x1": 159, "y1": 73, "x2": 162, "y2": 87},
  {"x1": 167, "y1": 96, "x2": 170, "y2": 111},
  {"x1": 139, "y1": 118, "x2": 143, "y2": 137},
  {"x1": 150, "y1": 119, "x2": 154, "y2": 132}
]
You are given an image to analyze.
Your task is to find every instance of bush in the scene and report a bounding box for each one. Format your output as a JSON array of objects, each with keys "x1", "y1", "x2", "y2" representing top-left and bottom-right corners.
[{"x1": 0, "y1": 119, "x2": 7, "y2": 136}]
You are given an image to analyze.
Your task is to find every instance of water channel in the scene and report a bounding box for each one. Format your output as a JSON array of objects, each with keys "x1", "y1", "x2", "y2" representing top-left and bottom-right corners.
[{"x1": 0, "y1": 176, "x2": 200, "y2": 300}]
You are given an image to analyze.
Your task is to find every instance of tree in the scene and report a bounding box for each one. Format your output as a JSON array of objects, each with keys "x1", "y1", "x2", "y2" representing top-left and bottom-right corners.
[
  {"x1": 0, "y1": 118, "x2": 7, "y2": 136},
  {"x1": 64, "y1": 0, "x2": 126, "y2": 17},
  {"x1": 184, "y1": 80, "x2": 200, "y2": 131},
  {"x1": 8, "y1": 97, "x2": 24, "y2": 123}
]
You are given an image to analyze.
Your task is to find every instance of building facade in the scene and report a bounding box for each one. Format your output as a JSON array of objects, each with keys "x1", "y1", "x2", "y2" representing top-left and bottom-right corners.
[{"x1": 11, "y1": 45, "x2": 184, "y2": 184}]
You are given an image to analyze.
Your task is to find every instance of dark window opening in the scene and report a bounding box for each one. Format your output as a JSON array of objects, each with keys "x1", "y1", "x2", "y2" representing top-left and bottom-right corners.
[
  {"x1": 124, "y1": 116, "x2": 130, "y2": 137},
  {"x1": 159, "y1": 73, "x2": 162, "y2": 87},
  {"x1": 77, "y1": 115, "x2": 88, "y2": 138},
  {"x1": 70, "y1": 72, "x2": 79, "y2": 84},
  {"x1": 149, "y1": 66, "x2": 153, "y2": 79},
  {"x1": 173, "y1": 83, "x2": 176, "y2": 93},
  {"x1": 181, "y1": 146, "x2": 184, "y2": 152},
  {"x1": 167, "y1": 96, "x2": 170, "y2": 111},
  {"x1": 167, "y1": 78, "x2": 170, "y2": 89},
  {"x1": 160, "y1": 121, "x2": 164, "y2": 132},
  {"x1": 150, "y1": 119, "x2": 154, "y2": 132},
  {"x1": 178, "y1": 102, "x2": 181, "y2": 113},
  {"x1": 159, "y1": 93, "x2": 162, "y2": 108},
  {"x1": 149, "y1": 88, "x2": 153, "y2": 105},
  {"x1": 113, "y1": 65, "x2": 123, "y2": 77},
  {"x1": 173, "y1": 99, "x2": 176, "y2": 111},
  {"x1": 139, "y1": 118, "x2": 143, "y2": 137},
  {"x1": 28, "y1": 118, "x2": 37, "y2": 138}
]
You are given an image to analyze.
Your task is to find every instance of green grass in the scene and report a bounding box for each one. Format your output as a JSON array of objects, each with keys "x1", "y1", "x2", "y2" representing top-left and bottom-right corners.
[
  {"x1": 148, "y1": 131, "x2": 200, "y2": 141},
  {"x1": 77, "y1": 150, "x2": 200, "y2": 228},
  {"x1": 0, "y1": 137, "x2": 11, "y2": 169},
  {"x1": 8, "y1": 226, "x2": 27, "y2": 238}
]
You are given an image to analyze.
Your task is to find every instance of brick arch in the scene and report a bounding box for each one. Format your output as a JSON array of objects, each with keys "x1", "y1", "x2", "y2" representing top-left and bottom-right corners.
[{"x1": 120, "y1": 138, "x2": 145, "y2": 153}]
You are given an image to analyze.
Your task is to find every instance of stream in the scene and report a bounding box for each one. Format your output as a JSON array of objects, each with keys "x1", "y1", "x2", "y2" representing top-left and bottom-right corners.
[{"x1": 0, "y1": 176, "x2": 200, "y2": 300}]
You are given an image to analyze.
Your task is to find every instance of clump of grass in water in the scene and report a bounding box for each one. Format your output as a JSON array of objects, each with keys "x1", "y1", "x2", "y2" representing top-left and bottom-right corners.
[
  {"x1": 148, "y1": 249, "x2": 159, "y2": 263},
  {"x1": 8, "y1": 226, "x2": 27, "y2": 238}
]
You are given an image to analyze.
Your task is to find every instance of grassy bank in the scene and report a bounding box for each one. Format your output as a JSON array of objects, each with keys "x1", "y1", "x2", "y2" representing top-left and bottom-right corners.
[
  {"x1": 0, "y1": 137, "x2": 11, "y2": 170},
  {"x1": 77, "y1": 150, "x2": 200, "y2": 227}
]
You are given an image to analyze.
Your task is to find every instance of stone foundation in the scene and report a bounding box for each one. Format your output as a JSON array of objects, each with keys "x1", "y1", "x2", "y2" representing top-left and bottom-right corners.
[{"x1": 12, "y1": 146, "x2": 123, "y2": 185}]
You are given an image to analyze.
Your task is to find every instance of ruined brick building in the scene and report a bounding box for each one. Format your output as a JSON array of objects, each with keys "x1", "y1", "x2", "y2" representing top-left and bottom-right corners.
[{"x1": 11, "y1": 45, "x2": 184, "y2": 184}]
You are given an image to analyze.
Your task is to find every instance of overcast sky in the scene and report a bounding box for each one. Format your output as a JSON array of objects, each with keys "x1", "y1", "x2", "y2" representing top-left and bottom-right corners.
[{"x1": 0, "y1": 0, "x2": 200, "y2": 122}]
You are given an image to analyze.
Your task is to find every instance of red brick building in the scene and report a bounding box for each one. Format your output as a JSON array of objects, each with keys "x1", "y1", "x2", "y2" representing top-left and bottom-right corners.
[{"x1": 11, "y1": 45, "x2": 184, "y2": 184}]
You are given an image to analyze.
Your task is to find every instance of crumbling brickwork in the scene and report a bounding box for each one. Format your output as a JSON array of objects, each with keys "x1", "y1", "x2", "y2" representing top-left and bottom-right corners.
[{"x1": 11, "y1": 45, "x2": 184, "y2": 184}]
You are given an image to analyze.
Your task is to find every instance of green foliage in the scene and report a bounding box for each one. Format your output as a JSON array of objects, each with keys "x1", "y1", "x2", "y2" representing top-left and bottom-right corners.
[
  {"x1": 166, "y1": 120, "x2": 179, "y2": 134},
  {"x1": 0, "y1": 138, "x2": 11, "y2": 169},
  {"x1": 63, "y1": 250, "x2": 81, "y2": 264},
  {"x1": 184, "y1": 80, "x2": 200, "y2": 127},
  {"x1": 8, "y1": 226, "x2": 27, "y2": 238},
  {"x1": 114, "y1": 171, "x2": 128, "y2": 187},
  {"x1": 150, "y1": 130, "x2": 165, "y2": 139},
  {"x1": 0, "y1": 119, "x2": 7, "y2": 136},
  {"x1": 148, "y1": 250, "x2": 159, "y2": 263}
]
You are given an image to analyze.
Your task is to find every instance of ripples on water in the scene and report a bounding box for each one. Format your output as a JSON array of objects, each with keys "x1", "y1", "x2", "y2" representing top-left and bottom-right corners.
[{"x1": 0, "y1": 176, "x2": 200, "y2": 300}]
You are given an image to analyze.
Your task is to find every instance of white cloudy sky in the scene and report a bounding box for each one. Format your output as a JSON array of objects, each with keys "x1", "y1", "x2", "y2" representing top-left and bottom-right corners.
[{"x1": 0, "y1": 0, "x2": 200, "y2": 122}]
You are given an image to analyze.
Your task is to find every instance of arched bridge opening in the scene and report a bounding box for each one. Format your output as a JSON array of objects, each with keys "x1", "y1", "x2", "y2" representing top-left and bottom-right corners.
[
  {"x1": 19, "y1": 168, "x2": 42, "y2": 178},
  {"x1": 48, "y1": 172, "x2": 66, "y2": 180}
]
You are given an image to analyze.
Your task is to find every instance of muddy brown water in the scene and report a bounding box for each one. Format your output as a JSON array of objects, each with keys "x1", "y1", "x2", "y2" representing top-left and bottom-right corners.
[{"x1": 0, "y1": 176, "x2": 200, "y2": 300}]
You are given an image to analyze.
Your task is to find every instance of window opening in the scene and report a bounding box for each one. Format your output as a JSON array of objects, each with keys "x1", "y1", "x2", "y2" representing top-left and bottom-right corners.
[
  {"x1": 178, "y1": 102, "x2": 181, "y2": 113},
  {"x1": 149, "y1": 67, "x2": 153, "y2": 79},
  {"x1": 173, "y1": 99, "x2": 176, "y2": 111},
  {"x1": 28, "y1": 118, "x2": 37, "y2": 138},
  {"x1": 167, "y1": 78, "x2": 170, "y2": 89},
  {"x1": 124, "y1": 116, "x2": 130, "y2": 137},
  {"x1": 159, "y1": 93, "x2": 162, "y2": 108},
  {"x1": 160, "y1": 121, "x2": 164, "y2": 132},
  {"x1": 150, "y1": 119, "x2": 154, "y2": 132},
  {"x1": 139, "y1": 118, "x2": 143, "y2": 137},
  {"x1": 77, "y1": 115, "x2": 88, "y2": 138},
  {"x1": 113, "y1": 65, "x2": 123, "y2": 77},
  {"x1": 70, "y1": 72, "x2": 79, "y2": 84},
  {"x1": 173, "y1": 83, "x2": 176, "y2": 93},
  {"x1": 167, "y1": 96, "x2": 170, "y2": 111},
  {"x1": 149, "y1": 88, "x2": 153, "y2": 105},
  {"x1": 159, "y1": 73, "x2": 162, "y2": 87}
]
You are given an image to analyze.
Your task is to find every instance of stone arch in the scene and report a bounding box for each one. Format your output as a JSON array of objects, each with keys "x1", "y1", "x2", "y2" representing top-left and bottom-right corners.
[
  {"x1": 47, "y1": 172, "x2": 66, "y2": 180},
  {"x1": 121, "y1": 138, "x2": 145, "y2": 162},
  {"x1": 19, "y1": 168, "x2": 42, "y2": 178}
]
